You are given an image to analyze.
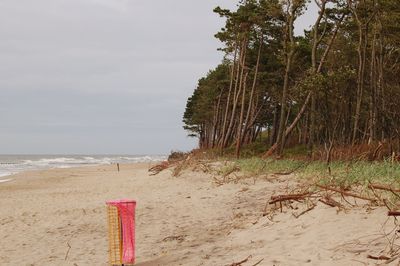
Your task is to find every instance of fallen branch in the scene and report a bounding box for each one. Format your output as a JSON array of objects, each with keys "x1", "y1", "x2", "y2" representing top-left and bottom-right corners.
[
  {"x1": 368, "y1": 183, "x2": 400, "y2": 193},
  {"x1": 366, "y1": 254, "x2": 390, "y2": 260},
  {"x1": 388, "y1": 211, "x2": 400, "y2": 217},
  {"x1": 269, "y1": 192, "x2": 312, "y2": 205},
  {"x1": 251, "y1": 258, "x2": 264, "y2": 266},
  {"x1": 319, "y1": 196, "x2": 344, "y2": 209},
  {"x1": 368, "y1": 182, "x2": 400, "y2": 203},
  {"x1": 293, "y1": 204, "x2": 316, "y2": 218},
  {"x1": 368, "y1": 184, "x2": 384, "y2": 203},
  {"x1": 316, "y1": 185, "x2": 376, "y2": 202}
]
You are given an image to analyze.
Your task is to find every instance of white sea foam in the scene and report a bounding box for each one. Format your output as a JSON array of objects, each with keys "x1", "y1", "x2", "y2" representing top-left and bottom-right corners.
[
  {"x1": 0, "y1": 178, "x2": 12, "y2": 183},
  {"x1": 0, "y1": 172, "x2": 14, "y2": 178},
  {"x1": 0, "y1": 155, "x2": 166, "y2": 178}
]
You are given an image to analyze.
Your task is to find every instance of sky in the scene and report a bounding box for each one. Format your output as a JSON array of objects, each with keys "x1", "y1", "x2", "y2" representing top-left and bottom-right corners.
[{"x1": 0, "y1": 0, "x2": 317, "y2": 155}]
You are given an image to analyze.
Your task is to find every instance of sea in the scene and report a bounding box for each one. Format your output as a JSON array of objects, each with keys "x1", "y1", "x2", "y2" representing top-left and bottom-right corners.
[{"x1": 0, "y1": 154, "x2": 166, "y2": 182}]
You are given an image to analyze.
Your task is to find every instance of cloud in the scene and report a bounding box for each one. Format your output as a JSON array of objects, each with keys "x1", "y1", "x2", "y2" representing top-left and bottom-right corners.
[
  {"x1": 0, "y1": 0, "x2": 315, "y2": 154},
  {"x1": 87, "y1": 0, "x2": 130, "y2": 12}
]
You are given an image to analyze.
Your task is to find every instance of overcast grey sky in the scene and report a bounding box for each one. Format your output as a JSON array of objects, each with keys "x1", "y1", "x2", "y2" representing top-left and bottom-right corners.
[{"x1": 0, "y1": 0, "x2": 317, "y2": 155}]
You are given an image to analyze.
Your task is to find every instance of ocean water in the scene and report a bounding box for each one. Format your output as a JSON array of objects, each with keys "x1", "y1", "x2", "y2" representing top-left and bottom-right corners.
[{"x1": 0, "y1": 154, "x2": 166, "y2": 179}]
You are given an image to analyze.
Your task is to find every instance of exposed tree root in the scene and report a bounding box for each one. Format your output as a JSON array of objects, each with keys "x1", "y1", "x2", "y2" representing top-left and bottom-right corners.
[
  {"x1": 316, "y1": 184, "x2": 377, "y2": 202},
  {"x1": 148, "y1": 161, "x2": 171, "y2": 176}
]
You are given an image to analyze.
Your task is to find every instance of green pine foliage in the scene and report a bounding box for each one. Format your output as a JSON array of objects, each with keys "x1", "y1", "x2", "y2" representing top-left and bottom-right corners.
[{"x1": 184, "y1": 0, "x2": 400, "y2": 159}]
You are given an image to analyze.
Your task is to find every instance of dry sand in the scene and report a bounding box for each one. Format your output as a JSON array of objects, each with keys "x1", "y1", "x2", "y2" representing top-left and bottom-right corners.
[{"x1": 0, "y1": 163, "x2": 397, "y2": 265}]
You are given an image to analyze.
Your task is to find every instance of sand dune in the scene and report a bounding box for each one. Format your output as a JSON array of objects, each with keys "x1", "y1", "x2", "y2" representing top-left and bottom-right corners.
[{"x1": 0, "y1": 163, "x2": 396, "y2": 265}]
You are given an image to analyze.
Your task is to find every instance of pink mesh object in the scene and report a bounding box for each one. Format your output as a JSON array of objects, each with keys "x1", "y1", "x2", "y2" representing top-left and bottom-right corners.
[{"x1": 106, "y1": 199, "x2": 136, "y2": 264}]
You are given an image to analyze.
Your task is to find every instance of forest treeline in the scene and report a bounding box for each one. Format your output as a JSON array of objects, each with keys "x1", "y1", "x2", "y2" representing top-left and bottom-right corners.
[{"x1": 183, "y1": 0, "x2": 400, "y2": 158}]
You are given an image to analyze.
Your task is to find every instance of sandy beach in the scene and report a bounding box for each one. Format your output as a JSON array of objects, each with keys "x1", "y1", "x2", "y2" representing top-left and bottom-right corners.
[{"x1": 0, "y1": 163, "x2": 396, "y2": 265}]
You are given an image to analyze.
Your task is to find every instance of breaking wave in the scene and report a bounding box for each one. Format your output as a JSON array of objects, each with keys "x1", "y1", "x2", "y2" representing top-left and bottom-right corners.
[{"x1": 0, "y1": 155, "x2": 166, "y2": 179}]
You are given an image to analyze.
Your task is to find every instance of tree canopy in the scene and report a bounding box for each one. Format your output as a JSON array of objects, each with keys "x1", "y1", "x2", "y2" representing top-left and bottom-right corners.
[{"x1": 183, "y1": 0, "x2": 400, "y2": 158}]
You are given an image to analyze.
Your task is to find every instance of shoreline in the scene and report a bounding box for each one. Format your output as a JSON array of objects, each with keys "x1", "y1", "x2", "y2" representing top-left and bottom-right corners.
[
  {"x1": 0, "y1": 154, "x2": 167, "y2": 183},
  {"x1": 0, "y1": 162, "x2": 395, "y2": 265},
  {"x1": 0, "y1": 159, "x2": 162, "y2": 182}
]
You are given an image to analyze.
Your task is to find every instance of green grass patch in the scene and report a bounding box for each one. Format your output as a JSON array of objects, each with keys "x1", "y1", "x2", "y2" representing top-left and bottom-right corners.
[{"x1": 232, "y1": 157, "x2": 400, "y2": 187}]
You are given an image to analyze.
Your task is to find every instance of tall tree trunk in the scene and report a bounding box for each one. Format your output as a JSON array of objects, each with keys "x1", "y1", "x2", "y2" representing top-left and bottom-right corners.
[
  {"x1": 263, "y1": 12, "x2": 345, "y2": 158},
  {"x1": 350, "y1": 0, "x2": 375, "y2": 144},
  {"x1": 369, "y1": 28, "x2": 377, "y2": 144},
  {"x1": 309, "y1": 0, "x2": 327, "y2": 151},
  {"x1": 276, "y1": 8, "x2": 296, "y2": 156},
  {"x1": 219, "y1": 41, "x2": 239, "y2": 147},
  {"x1": 353, "y1": 22, "x2": 366, "y2": 144},
  {"x1": 223, "y1": 40, "x2": 248, "y2": 148},
  {"x1": 235, "y1": 73, "x2": 248, "y2": 157},
  {"x1": 241, "y1": 37, "x2": 263, "y2": 145}
]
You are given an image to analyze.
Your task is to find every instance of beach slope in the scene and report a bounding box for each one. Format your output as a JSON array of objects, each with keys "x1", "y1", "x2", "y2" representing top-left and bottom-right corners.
[{"x1": 0, "y1": 163, "x2": 393, "y2": 265}]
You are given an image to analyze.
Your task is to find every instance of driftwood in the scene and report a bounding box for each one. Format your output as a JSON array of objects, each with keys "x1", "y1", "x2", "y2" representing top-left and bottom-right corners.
[
  {"x1": 269, "y1": 192, "x2": 312, "y2": 205},
  {"x1": 316, "y1": 185, "x2": 376, "y2": 202}
]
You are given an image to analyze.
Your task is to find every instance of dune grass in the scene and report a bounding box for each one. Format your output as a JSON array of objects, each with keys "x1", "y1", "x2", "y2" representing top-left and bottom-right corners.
[{"x1": 232, "y1": 157, "x2": 400, "y2": 187}]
